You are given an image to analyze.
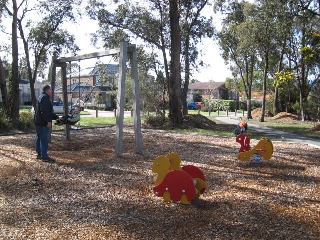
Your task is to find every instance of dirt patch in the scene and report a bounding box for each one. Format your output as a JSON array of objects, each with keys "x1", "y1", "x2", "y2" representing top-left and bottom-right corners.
[
  {"x1": 182, "y1": 114, "x2": 216, "y2": 129},
  {"x1": 0, "y1": 127, "x2": 319, "y2": 239},
  {"x1": 272, "y1": 112, "x2": 299, "y2": 121},
  {"x1": 251, "y1": 108, "x2": 274, "y2": 118}
]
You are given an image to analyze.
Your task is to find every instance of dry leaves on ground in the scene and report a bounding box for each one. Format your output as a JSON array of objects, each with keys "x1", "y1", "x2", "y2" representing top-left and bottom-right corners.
[{"x1": 0, "y1": 126, "x2": 319, "y2": 239}]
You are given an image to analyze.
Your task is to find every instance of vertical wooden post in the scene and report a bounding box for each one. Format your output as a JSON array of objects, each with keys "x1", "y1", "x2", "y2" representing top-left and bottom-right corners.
[
  {"x1": 48, "y1": 59, "x2": 57, "y2": 143},
  {"x1": 115, "y1": 42, "x2": 128, "y2": 157},
  {"x1": 61, "y1": 63, "x2": 70, "y2": 140},
  {"x1": 129, "y1": 44, "x2": 142, "y2": 154}
]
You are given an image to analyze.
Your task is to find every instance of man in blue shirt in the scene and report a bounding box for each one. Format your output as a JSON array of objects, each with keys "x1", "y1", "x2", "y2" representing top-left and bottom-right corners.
[{"x1": 34, "y1": 85, "x2": 61, "y2": 163}]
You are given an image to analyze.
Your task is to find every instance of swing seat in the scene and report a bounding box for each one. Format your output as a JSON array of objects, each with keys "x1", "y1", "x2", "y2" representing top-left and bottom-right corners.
[
  {"x1": 69, "y1": 120, "x2": 82, "y2": 130},
  {"x1": 67, "y1": 121, "x2": 78, "y2": 125},
  {"x1": 55, "y1": 119, "x2": 79, "y2": 126},
  {"x1": 70, "y1": 125, "x2": 82, "y2": 130}
]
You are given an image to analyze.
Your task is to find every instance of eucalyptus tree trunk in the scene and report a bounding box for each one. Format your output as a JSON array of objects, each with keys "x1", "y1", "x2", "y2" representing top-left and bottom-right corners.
[
  {"x1": 182, "y1": 37, "x2": 190, "y2": 116},
  {"x1": 10, "y1": 0, "x2": 20, "y2": 125},
  {"x1": 299, "y1": 63, "x2": 306, "y2": 121},
  {"x1": 17, "y1": 19, "x2": 37, "y2": 108},
  {"x1": 273, "y1": 44, "x2": 285, "y2": 115},
  {"x1": 0, "y1": 57, "x2": 9, "y2": 115},
  {"x1": 168, "y1": 0, "x2": 182, "y2": 126},
  {"x1": 247, "y1": 56, "x2": 254, "y2": 120},
  {"x1": 260, "y1": 50, "x2": 269, "y2": 122}
]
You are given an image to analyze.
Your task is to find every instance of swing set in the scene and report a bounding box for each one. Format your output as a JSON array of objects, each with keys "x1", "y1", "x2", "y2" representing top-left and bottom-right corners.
[
  {"x1": 49, "y1": 42, "x2": 142, "y2": 157},
  {"x1": 68, "y1": 56, "x2": 117, "y2": 112}
]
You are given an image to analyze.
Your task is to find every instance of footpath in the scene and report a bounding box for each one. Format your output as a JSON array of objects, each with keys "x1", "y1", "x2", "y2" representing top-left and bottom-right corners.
[{"x1": 215, "y1": 116, "x2": 320, "y2": 149}]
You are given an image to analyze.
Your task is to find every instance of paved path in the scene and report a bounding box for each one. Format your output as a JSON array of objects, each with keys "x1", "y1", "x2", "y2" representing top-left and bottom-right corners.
[{"x1": 215, "y1": 116, "x2": 320, "y2": 149}]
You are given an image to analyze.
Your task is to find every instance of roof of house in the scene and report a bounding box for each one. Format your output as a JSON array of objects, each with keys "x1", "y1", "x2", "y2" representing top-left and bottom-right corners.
[
  {"x1": 188, "y1": 81, "x2": 226, "y2": 90},
  {"x1": 90, "y1": 64, "x2": 119, "y2": 75},
  {"x1": 55, "y1": 82, "x2": 92, "y2": 92}
]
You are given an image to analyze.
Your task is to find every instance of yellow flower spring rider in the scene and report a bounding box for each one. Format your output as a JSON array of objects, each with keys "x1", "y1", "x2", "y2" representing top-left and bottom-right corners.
[{"x1": 152, "y1": 152, "x2": 207, "y2": 204}]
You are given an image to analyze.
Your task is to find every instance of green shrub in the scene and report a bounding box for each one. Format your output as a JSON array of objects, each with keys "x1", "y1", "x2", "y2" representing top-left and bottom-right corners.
[
  {"x1": 0, "y1": 112, "x2": 10, "y2": 130},
  {"x1": 144, "y1": 115, "x2": 169, "y2": 127},
  {"x1": 201, "y1": 104, "x2": 209, "y2": 112},
  {"x1": 204, "y1": 99, "x2": 236, "y2": 111},
  {"x1": 18, "y1": 111, "x2": 34, "y2": 131}
]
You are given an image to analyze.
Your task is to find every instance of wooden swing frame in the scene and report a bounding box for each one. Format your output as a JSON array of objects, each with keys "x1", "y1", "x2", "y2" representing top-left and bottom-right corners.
[{"x1": 50, "y1": 42, "x2": 142, "y2": 157}]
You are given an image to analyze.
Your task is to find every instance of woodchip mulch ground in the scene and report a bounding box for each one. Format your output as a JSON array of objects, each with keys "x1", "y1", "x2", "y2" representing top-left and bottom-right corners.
[{"x1": 0, "y1": 122, "x2": 319, "y2": 239}]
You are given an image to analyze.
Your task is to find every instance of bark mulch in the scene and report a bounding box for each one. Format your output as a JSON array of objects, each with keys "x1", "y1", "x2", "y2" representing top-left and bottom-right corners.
[{"x1": 0, "y1": 124, "x2": 319, "y2": 239}]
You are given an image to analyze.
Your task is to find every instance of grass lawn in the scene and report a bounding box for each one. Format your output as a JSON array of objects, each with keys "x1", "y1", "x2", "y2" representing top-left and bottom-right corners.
[
  {"x1": 16, "y1": 107, "x2": 320, "y2": 141},
  {"x1": 52, "y1": 111, "x2": 319, "y2": 140}
]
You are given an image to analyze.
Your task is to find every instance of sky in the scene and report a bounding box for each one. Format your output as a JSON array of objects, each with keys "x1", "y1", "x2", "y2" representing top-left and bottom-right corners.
[
  {"x1": 64, "y1": 7, "x2": 232, "y2": 83},
  {"x1": 0, "y1": 1, "x2": 232, "y2": 83}
]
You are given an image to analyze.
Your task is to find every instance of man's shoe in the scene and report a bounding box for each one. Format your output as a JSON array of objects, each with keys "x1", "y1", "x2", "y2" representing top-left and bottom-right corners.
[
  {"x1": 42, "y1": 157, "x2": 56, "y2": 163},
  {"x1": 36, "y1": 155, "x2": 41, "y2": 159}
]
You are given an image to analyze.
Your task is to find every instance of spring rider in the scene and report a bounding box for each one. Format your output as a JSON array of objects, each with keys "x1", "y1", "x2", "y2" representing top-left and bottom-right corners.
[
  {"x1": 152, "y1": 152, "x2": 207, "y2": 204},
  {"x1": 236, "y1": 134, "x2": 273, "y2": 164}
]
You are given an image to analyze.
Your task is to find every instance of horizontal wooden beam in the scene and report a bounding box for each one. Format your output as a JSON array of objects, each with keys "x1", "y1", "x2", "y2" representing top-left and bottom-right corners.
[
  {"x1": 55, "y1": 48, "x2": 120, "y2": 63},
  {"x1": 54, "y1": 44, "x2": 136, "y2": 64}
]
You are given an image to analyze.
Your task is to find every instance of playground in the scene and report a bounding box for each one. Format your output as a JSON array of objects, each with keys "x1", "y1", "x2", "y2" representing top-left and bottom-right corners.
[{"x1": 0, "y1": 123, "x2": 319, "y2": 239}]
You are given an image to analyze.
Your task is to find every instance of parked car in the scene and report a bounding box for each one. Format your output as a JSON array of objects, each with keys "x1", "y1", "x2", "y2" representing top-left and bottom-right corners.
[
  {"x1": 53, "y1": 101, "x2": 72, "y2": 114},
  {"x1": 188, "y1": 102, "x2": 197, "y2": 110},
  {"x1": 31, "y1": 101, "x2": 72, "y2": 115},
  {"x1": 188, "y1": 101, "x2": 204, "y2": 110},
  {"x1": 52, "y1": 101, "x2": 64, "y2": 114},
  {"x1": 196, "y1": 102, "x2": 204, "y2": 108}
]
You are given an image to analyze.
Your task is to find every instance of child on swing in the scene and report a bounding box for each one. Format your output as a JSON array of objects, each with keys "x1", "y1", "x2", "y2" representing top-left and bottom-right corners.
[{"x1": 55, "y1": 105, "x2": 81, "y2": 125}]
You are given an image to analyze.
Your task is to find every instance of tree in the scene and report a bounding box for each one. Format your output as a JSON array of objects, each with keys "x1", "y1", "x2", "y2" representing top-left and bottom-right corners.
[
  {"x1": 249, "y1": 1, "x2": 281, "y2": 122},
  {"x1": 9, "y1": 0, "x2": 19, "y2": 125},
  {"x1": 302, "y1": 30, "x2": 320, "y2": 120},
  {"x1": 87, "y1": 0, "x2": 214, "y2": 125},
  {"x1": 20, "y1": 0, "x2": 80, "y2": 107},
  {"x1": 269, "y1": 1, "x2": 294, "y2": 116},
  {"x1": 274, "y1": 70, "x2": 297, "y2": 112},
  {"x1": 286, "y1": 0, "x2": 320, "y2": 121},
  {"x1": 0, "y1": 57, "x2": 9, "y2": 115},
  {"x1": 168, "y1": 0, "x2": 182, "y2": 126},
  {"x1": 216, "y1": 1, "x2": 257, "y2": 119},
  {"x1": 124, "y1": 46, "x2": 167, "y2": 117},
  {"x1": 87, "y1": 0, "x2": 171, "y2": 116},
  {"x1": 180, "y1": 0, "x2": 213, "y2": 115},
  {"x1": 1, "y1": 0, "x2": 80, "y2": 124}
]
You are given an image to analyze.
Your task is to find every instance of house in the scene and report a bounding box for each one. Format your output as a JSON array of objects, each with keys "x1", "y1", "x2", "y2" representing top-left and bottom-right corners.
[
  {"x1": 1, "y1": 60, "x2": 47, "y2": 106},
  {"x1": 0, "y1": 78, "x2": 45, "y2": 106},
  {"x1": 54, "y1": 64, "x2": 119, "y2": 108},
  {"x1": 1, "y1": 61, "x2": 119, "y2": 108},
  {"x1": 19, "y1": 79, "x2": 48, "y2": 105},
  {"x1": 188, "y1": 81, "x2": 237, "y2": 101}
]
